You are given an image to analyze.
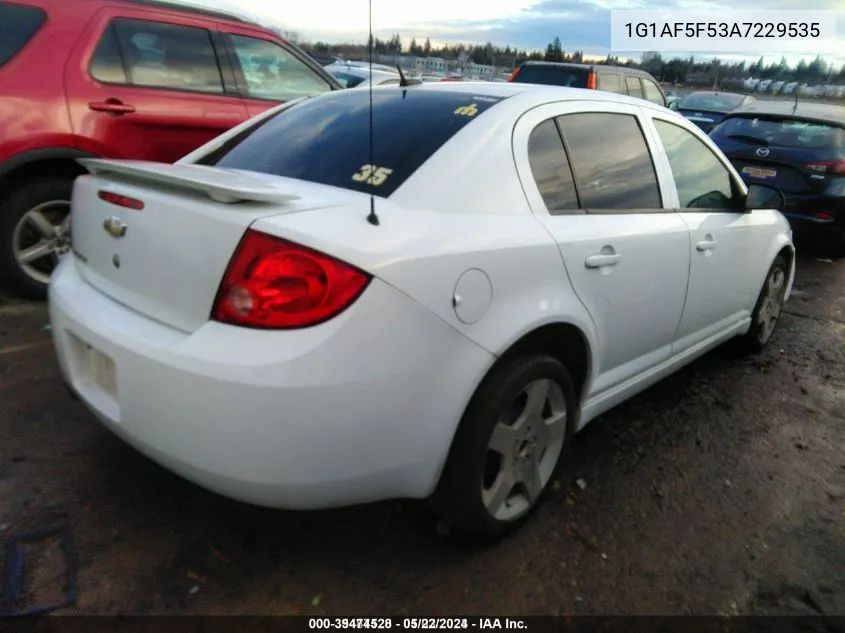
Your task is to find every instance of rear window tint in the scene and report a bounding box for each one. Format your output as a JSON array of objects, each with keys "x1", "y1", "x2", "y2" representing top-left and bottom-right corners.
[
  {"x1": 201, "y1": 89, "x2": 506, "y2": 197},
  {"x1": 0, "y1": 1, "x2": 47, "y2": 68},
  {"x1": 512, "y1": 66, "x2": 588, "y2": 88},
  {"x1": 715, "y1": 116, "x2": 845, "y2": 150}
]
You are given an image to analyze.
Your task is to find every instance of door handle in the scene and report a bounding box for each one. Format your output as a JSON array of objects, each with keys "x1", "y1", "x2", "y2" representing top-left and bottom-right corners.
[
  {"x1": 585, "y1": 253, "x2": 621, "y2": 268},
  {"x1": 89, "y1": 100, "x2": 136, "y2": 115},
  {"x1": 696, "y1": 239, "x2": 716, "y2": 251}
]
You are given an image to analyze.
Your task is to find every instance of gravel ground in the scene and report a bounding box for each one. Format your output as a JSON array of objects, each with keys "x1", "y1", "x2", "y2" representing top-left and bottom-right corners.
[{"x1": 0, "y1": 246, "x2": 843, "y2": 616}]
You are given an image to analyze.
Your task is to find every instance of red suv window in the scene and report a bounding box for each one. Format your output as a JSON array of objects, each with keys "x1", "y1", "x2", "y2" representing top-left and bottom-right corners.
[
  {"x1": 90, "y1": 18, "x2": 225, "y2": 94},
  {"x1": 0, "y1": 1, "x2": 47, "y2": 68}
]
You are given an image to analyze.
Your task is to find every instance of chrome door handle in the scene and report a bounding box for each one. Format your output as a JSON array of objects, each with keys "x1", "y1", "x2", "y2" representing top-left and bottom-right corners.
[
  {"x1": 585, "y1": 253, "x2": 621, "y2": 268},
  {"x1": 696, "y1": 240, "x2": 716, "y2": 251}
]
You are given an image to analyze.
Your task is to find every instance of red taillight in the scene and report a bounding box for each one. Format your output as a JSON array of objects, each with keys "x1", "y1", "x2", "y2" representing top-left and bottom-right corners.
[
  {"x1": 507, "y1": 66, "x2": 522, "y2": 82},
  {"x1": 98, "y1": 190, "x2": 144, "y2": 210},
  {"x1": 806, "y1": 160, "x2": 845, "y2": 176},
  {"x1": 814, "y1": 212, "x2": 834, "y2": 220},
  {"x1": 586, "y1": 71, "x2": 597, "y2": 90},
  {"x1": 212, "y1": 230, "x2": 371, "y2": 329}
]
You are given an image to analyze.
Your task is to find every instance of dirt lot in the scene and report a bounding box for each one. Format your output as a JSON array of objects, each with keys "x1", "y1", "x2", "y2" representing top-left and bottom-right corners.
[{"x1": 0, "y1": 247, "x2": 843, "y2": 617}]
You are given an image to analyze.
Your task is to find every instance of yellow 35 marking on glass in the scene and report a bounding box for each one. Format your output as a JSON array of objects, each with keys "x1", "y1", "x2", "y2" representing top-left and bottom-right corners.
[
  {"x1": 454, "y1": 103, "x2": 479, "y2": 117},
  {"x1": 351, "y1": 164, "x2": 393, "y2": 186}
]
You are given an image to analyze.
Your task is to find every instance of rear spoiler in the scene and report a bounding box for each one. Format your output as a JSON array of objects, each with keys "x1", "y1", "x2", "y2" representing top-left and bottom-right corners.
[{"x1": 77, "y1": 159, "x2": 301, "y2": 205}]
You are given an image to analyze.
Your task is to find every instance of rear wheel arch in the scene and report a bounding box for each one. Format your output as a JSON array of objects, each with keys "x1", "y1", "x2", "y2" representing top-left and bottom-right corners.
[
  {"x1": 0, "y1": 148, "x2": 95, "y2": 202},
  {"x1": 490, "y1": 322, "x2": 592, "y2": 416}
]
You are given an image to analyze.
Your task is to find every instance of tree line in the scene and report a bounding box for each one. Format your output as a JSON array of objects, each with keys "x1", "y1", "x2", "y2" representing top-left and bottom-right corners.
[{"x1": 301, "y1": 35, "x2": 845, "y2": 84}]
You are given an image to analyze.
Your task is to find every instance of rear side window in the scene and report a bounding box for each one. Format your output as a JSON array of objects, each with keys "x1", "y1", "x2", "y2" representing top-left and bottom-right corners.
[
  {"x1": 90, "y1": 18, "x2": 224, "y2": 94},
  {"x1": 557, "y1": 112, "x2": 662, "y2": 210},
  {"x1": 598, "y1": 73, "x2": 623, "y2": 94},
  {"x1": 0, "y1": 1, "x2": 47, "y2": 68},
  {"x1": 228, "y1": 34, "x2": 332, "y2": 102},
  {"x1": 201, "y1": 89, "x2": 506, "y2": 197},
  {"x1": 527, "y1": 119, "x2": 580, "y2": 214},
  {"x1": 625, "y1": 76, "x2": 644, "y2": 99},
  {"x1": 713, "y1": 116, "x2": 845, "y2": 150},
  {"x1": 642, "y1": 79, "x2": 665, "y2": 105},
  {"x1": 512, "y1": 66, "x2": 588, "y2": 88}
]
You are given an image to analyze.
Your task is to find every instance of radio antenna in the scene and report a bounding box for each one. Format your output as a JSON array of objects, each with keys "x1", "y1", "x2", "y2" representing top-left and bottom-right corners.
[{"x1": 365, "y1": 0, "x2": 380, "y2": 226}]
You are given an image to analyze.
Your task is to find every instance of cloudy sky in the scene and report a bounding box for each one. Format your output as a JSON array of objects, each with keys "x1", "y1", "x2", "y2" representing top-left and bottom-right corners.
[{"x1": 191, "y1": 0, "x2": 843, "y2": 67}]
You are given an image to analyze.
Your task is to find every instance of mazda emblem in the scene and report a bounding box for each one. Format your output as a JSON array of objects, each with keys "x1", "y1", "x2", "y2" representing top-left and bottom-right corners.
[
  {"x1": 756, "y1": 147, "x2": 770, "y2": 157},
  {"x1": 103, "y1": 216, "x2": 127, "y2": 238}
]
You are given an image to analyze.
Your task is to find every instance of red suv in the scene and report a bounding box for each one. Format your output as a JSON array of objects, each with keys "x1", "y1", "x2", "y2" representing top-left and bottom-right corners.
[{"x1": 0, "y1": 0, "x2": 341, "y2": 299}]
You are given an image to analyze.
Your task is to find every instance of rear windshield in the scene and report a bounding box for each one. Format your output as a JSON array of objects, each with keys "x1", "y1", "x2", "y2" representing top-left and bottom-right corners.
[
  {"x1": 200, "y1": 88, "x2": 506, "y2": 197},
  {"x1": 678, "y1": 93, "x2": 745, "y2": 112},
  {"x1": 0, "y1": 1, "x2": 47, "y2": 67},
  {"x1": 714, "y1": 116, "x2": 845, "y2": 150},
  {"x1": 512, "y1": 66, "x2": 589, "y2": 88}
]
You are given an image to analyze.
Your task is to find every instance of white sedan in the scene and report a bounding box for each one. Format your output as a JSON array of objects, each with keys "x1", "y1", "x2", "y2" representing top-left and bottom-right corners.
[{"x1": 49, "y1": 83, "x2": 794, "y2": 539}]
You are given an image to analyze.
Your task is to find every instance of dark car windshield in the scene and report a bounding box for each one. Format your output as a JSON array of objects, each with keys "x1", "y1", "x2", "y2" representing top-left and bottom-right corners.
[
  {"x1": 713, "y1": 116, "x2": 845, "y2": 150},
  {"x1": 199, "y1": 88, "x2": 507, "y2": 197},
  {"x1": 512, "y1": 65, "x2": 589, "y2": 87},
  {"x1": 678, "y1": 93, "x2": 745, "y2": 112},
  {"x1": 0, "y1": 1, "x2": 47, "y2": 67}
]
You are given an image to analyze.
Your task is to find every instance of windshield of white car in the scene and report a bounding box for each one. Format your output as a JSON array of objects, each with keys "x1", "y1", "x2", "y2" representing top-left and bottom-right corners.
[{"x1": 198, "y1": 88, "x2": 507, "y2": 197}]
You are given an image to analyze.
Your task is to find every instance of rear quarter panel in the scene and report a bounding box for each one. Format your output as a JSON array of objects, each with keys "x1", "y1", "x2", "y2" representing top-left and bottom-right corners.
[{"x1": 0, "y1": 1, "x2": 82, "y2": 161}]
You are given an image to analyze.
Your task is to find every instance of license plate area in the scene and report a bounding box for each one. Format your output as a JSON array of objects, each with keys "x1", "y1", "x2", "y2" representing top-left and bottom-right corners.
[
  {"x1": 68, "y1": 333, "x2": 117, "y2": 398},
  {"x1": 742, "y1": 166, "x2": 778, "y2": 180}
]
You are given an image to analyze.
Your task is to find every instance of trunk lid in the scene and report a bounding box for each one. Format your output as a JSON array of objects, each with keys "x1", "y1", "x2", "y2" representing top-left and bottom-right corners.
[{"x1": 70, "y1": 159, "x2": 358, "y2": 333}]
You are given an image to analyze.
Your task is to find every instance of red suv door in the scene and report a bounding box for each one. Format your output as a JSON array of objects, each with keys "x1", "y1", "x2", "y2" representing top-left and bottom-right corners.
[
  {"x1": 216, "y1": 24, "x2": 335, "y2": 118},
  {"x1": 63, "y1": 6, "x2": 250, "y2": 163}
]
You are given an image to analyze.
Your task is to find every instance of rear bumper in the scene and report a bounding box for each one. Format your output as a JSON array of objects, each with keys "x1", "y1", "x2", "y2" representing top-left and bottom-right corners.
[
  {"x1": 48, "y1": 256, "x2": 493, "y2": 509},
  {"x1": 781, "y1": 192, "x2": 845, "y2": 232}
]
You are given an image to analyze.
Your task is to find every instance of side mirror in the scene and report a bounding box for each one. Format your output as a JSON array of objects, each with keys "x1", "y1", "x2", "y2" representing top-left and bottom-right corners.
[
  {"x1": 745, "y1": 183, "x2": 785, "y2": 211},
  {"x1": 668, "y1": 101, "x2": 679, "y2": 111}
]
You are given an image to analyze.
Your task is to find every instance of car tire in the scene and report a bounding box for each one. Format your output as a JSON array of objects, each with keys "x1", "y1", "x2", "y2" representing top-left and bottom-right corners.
[
  {"x1": 0, "y1": 176, "x2": 74, "y2": 301},
  {"x1": 429, "y1": 353, "x2": 576, "y2": 540},
  {"x1": 738, "y1": 254, "x2": 789, "y2": 354}
]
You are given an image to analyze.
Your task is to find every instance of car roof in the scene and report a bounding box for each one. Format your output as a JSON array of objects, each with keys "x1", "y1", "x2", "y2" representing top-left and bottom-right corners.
[
  {"x1": 520, "y1": 61, "x2": 653, "y2": 77},
  {"x1": 119, "y1": 0, "x2": 266, "y2": 28},
  {"x1": 726, "y1": 100, "x2": 845, "y2": 126},
  {"x1": 684, "y1": 91, "x2": 747, "y2": 98},
  {"x1": 388, "y1": 81, "x2": 678, "y2": 114}
]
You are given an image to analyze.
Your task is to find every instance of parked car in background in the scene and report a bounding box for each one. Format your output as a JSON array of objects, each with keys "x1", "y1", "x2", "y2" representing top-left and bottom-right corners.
[
  {"x1": 665, "y1": 90, "x2": 682, "y2": 108},
  {"x1": 324, "y1": 62, "x2": 419, "y2": 88},
  {"x1": 710, "y1": 100, "x2": 845, "y2": 253},
  {"x1": 508, "y1": 61, "x2": 668, "y2": 108},
  {"x1": 0, "y1": 0, "x2": 342, "y2": 299},
  {"x1": 50, "y1": 83, "x2": 793, "y2": 539},
  {"x1": 670, "y1": 91, "x2": 755, "y2": 132},
  {"x1": 325, "y1": 59, "x2": 399, "y2": 75}
]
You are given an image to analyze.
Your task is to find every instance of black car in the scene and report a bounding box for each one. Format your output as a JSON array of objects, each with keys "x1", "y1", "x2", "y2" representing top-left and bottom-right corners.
[
  {"x1": 710, "y1": 100, "x2": 845, "y2": 252},
  {"x1": 508, "y1": 61, "x2": 668, "y2": 108},
  {"x1": 670, "y1": 91, "x2": 756, "y2": 132}
]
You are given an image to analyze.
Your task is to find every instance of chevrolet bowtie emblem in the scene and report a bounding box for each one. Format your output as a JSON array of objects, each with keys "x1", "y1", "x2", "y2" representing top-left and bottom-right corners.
[{"x1": 103, "y1": 216, "x2": 127, "y2": 239}]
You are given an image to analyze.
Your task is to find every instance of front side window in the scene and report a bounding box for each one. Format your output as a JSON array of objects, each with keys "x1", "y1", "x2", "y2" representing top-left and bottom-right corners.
[
  {"x1": 229, "y1": 35, "x2": 332, "y2": 102},
  {"x1": 557, "y1": 112, "x2": 662, "y2": 210},
  {"x1": 527, "y1": 119, "x2": 580, "y2": 214},
  {"x1": 654, "y1": 119, "x2": 739, "y2": 210},
  {"x1": 642, "y1": 79, "x2": 665, "y2": 105},
  {"x1": 90, "y1": 18, "x2": 224, "y2": 94},
  {"x1": 0, "y1": 1, "x2": 47, "y2": 68}
]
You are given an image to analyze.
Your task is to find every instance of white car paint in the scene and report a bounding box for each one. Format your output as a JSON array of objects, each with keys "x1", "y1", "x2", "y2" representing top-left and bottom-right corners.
[{"x1": 49, "y1": 83, "x2": 794, "y2": 516}]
